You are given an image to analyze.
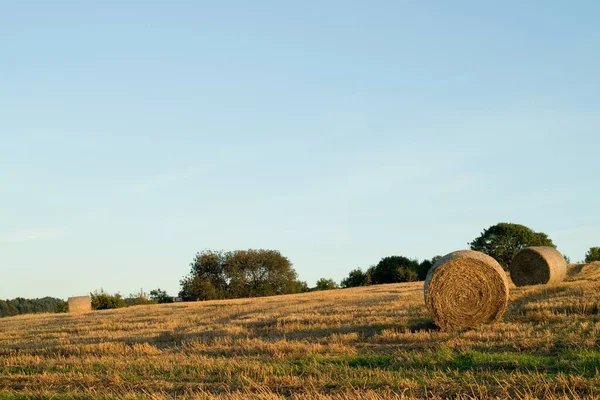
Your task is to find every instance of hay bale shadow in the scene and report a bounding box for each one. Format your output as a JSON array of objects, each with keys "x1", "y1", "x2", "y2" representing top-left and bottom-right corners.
[
  {"x1": 406, "y1": 318, "x2": 439, "y2": 332},
  {"x1": 507, "y1": 286, "x2": 584, "y2": 318}
]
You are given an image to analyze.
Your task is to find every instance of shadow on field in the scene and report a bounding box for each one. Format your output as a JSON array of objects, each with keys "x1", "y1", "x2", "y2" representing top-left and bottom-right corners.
[
  {"x1": 405, "y1": 318, "x2": 438, "y2": 332},
  {"x1": 135, "y1": 316, "x2": 439, "y2": 350},
  {"x1": 507, "y1": 285, "x2": 588, "y2": 319}
]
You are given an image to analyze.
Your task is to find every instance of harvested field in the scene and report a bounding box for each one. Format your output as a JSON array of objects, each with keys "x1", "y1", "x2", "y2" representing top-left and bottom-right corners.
[{"x1": 2, "y1": 264, "x2": 600, "y2": 399}]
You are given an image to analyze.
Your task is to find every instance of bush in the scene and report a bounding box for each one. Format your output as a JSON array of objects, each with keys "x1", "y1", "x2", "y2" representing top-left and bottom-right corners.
[
  {"x1": 469, "y1": 223, "x2": 555, "y2": 270},
  {"x1": 149, "y1": 288, "x2": 173, "y2": 304},
  {"x1": 417, "y1": 256, "x2": 442, "y2": 280},
  {"x1": 126, "y1": 289, "x2": 158, "y2": 306},
  {"x1": 90, "y1": 290, "x2": 127, "y2": 310},
  {"x1": 585, "y1": 247, "x2": 600, "y2": 263},
  {"x1": 294, "y1": 281, "x2": 310, "y2": 293},
  {"x1": 341, "y1": 269, "x2": 370, "y2": 288},
  {"x1": 370, "y1": 256, "x2": 420, "y2": 284},
  {"x1": 179, "y1": 277, "x2": 219, "y2": 301},
  {"x1": 314, "y1": 278, "x2": 339, "y2": 291}
]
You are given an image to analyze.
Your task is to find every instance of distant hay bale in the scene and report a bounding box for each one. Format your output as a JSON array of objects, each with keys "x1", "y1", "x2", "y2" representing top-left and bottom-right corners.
[
  {"x1": 424, "y1": 250, "x2": 509, "y2": 331},
  {"x1": 510, "y1": 247, "x2": 567, "y2": 287},
  {"x1": 68, "y1": 295, "x2": 92, "y2": 313}
]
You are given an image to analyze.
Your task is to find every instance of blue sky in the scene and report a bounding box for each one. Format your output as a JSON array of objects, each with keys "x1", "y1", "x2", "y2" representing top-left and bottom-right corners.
[{"x1": 1, "y1": 1, "x2": 599, "y2": 299}]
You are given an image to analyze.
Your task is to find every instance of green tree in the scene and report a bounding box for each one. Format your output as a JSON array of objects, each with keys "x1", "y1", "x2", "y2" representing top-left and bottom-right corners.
[
  {"x1": 226, "y1": 249, "x2": 299, "y2": 297},
  {"x1": 341, "y1": 268, "x2": 369, "y2": 288},
  {"x1": 0, "y1": 301, "x2": 9, "y2": 317},
  {"x1": 469, "y1": 223, "x2": 555, "y2": 270},
  {"x1": 90, "y1": 289, "x2": 126, "y2": 310},
  {"x1": 365, "y1": 266, "x2": 375, "y2": 284},
  {"x1": 179, "y1": 276, "x2": 219, "y2": 301},
  {"x1": 54, "y1": 300, "x2": 68, "y2": 313},
  {"x1": 314, "y1": 278, "x2": 339, "y2": 291},
  {"x1": 179, "y1": 250, "x2": 229, "y2": 301},
  {"x1": 585, "y1": 247, "x2": 600, "y2": 263},
  {"x1": 417, "y1": 256, "x2": 442, "y2": 281},
  {"x1": 149, "y1": 288, "x2": 173, "y2": 304},
  {"x1": 6, "y1": 300, "x2": 19, "y2": 316},
  {"x1": 294, "y1": 281, "x2": 310, "y2": 293},
  {"x1": 179, "y1": 249, "x2": 302, "y2": 301},
  {"x1": 0, "y1": 297, "x2": 67, "y2": 318},
  {"x1": 127, "y1": 289, "x2": 157, "y2": 306},
  {"x1": 370, "y1": 256, "x2": 420, "y2": 284}
]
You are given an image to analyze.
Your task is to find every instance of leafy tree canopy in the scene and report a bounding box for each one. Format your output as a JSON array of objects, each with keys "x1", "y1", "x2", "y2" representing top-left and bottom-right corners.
[
  {"x1": 585, "y1": 247, "x2": 600, "y2": 263},
  {"x1": 0, "y1": 297, "x2": 67, "y2": 318},
  {"x1": 370, "y1": 256, "x2": 420, "y2": 284},
  {"x1": 417, "y1": 256, "x2": 442, "y2": 281},
  {"x1": 150, "y1": 288, "x2": 173, "y2": 304},
  {"x1": 179, "y1": 249, "x2": 302, "y2": 301},
  {"x1": 126, "y1": 289, "x2": 157, "y2": 306},
  {"x1": 341, "y1": 268, "x2": 370, "y2": 288},
  {"x1": 314, "y1": 278, "x2": 339, "y2": 291},
  {"x1": 294, "y1": 281, "x2": 310, "y2": 293},
  {"x1": 469, "y1": 222, "x2": 555, "y2": 270},
  {"x1": 90, "y1": 289, "x2": 127, "y2": 310}
]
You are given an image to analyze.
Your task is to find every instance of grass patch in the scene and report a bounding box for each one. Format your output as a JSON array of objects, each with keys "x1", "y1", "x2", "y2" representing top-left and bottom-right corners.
[{"x1": 2, "y1": 279, "x2": 600, "y2": 398}]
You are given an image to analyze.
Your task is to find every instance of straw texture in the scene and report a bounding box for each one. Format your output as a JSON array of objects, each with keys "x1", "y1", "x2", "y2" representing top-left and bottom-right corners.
[
  {"x1": 68, "y1": 296, "x2": 92, "y2": 313},
  {"x1": 510, "y1": 246, "x2": 567, "y2": 287},
  {"x1": 424, "y1": 250, "x2": 509, "y2": 331}
]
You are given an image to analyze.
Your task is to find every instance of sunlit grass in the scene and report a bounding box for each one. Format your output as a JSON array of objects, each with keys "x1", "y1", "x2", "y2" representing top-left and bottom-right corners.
[{"x1": 1, "y1": 265, "x2": 600, "y2": 399}]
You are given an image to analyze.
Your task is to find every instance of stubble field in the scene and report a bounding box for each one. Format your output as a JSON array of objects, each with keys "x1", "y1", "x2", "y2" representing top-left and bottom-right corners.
[{"x1": 1, "y1": 263, "x2": 600, "y2": 399}]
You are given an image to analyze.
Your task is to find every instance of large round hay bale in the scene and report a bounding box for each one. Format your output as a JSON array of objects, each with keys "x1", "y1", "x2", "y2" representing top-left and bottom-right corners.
[
  {"x1": 424, "y1": 250, "x2": 509, "y2": 331},
  {"x1": 510, "y1": 246, "x2": 567, "y2": 287}
]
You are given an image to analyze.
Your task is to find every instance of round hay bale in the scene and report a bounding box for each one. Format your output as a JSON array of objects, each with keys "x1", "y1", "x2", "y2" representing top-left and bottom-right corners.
[
  {"x1": 510, "y1": 246, "x2": 567, "y2": 287},
  {"x1": 424, "y1": 250, "x2": 509, "y2": 331}
]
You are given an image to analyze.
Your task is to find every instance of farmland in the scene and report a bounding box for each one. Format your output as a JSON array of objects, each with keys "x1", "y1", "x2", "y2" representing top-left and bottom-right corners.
[{"x1": 1, "y1": 264, "x2": 600, "y2": 399}]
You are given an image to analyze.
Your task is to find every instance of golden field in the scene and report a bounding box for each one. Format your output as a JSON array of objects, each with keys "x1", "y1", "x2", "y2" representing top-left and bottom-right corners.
[{"x1": 1, "y1": 263, "x2": 600, "y2": 400}]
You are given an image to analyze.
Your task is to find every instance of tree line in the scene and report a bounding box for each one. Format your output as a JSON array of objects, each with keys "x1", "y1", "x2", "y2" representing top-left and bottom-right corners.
[
  {"x1": 0, "y1": 297, "x2": 67, "y2": 318},
  {"x1": 0, "y1": 289, "x2": 175, "y2": 318},
  {"x1": 2, "y1": 222, "x2": 600, "y2": 317},
  {"x1": 89, "y1": 288, "x2": 175, "y2": 310},
  {"x1": 89, "y1": 249, "x2": 310, "y2": 310},
  {"x1": 177, "y1": 222, "x2": 600, "y2": 298},
  {"x1": 333, "y1": 222, "x2": 554, "y2": 288},
  {"x1": 320, "y1": 223, "x2": 600, "y2": 290}
]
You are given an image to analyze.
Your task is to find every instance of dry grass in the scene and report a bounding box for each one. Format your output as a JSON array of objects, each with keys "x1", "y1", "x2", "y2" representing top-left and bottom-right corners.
[{"x1": 2, "y1": 264, "x2": 600, "y2": 399}]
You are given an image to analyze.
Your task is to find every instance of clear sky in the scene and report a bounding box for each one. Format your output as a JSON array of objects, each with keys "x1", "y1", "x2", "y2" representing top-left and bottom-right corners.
[{"x1": 1, "y1": 1, "x2": 599, "y2": 299}]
